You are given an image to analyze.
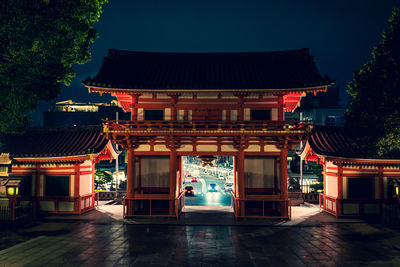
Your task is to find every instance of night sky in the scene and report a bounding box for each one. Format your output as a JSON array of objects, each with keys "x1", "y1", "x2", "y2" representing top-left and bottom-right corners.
[{"x1": 33, "y1": 0, "x2": 399, "y2": 125}]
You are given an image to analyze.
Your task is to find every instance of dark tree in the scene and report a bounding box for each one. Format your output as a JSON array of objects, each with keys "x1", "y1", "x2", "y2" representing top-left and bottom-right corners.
[
  {"x1": 0, "y1": 0, "x2": 108, "y2": 133},
  {"x1": 345, "y1": 8, "x2": 400, "y2": 158}
]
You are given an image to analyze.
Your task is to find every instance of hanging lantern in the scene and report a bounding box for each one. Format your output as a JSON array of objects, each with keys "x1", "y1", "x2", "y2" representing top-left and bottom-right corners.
[{"x1": 198, "y1": 155, "x2": 217, "y2": 167}]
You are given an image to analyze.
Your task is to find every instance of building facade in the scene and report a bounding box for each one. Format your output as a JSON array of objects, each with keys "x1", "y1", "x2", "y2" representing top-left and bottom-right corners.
[
  {"x1": 83, "y1": 49, "x2": 333, "y2": 218},
  {"x1": 43, "y1": 100, "x2": 131, "y2": 127},
  {"x1": 300, "y1": 126, "x2": 400, "y2": 217},
  {"x1": 0, "y1": 126, "x2": 119, "y2": 215}
]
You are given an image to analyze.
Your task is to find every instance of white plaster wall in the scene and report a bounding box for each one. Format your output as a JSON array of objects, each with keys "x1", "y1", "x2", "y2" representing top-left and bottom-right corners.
[
  {"x1": 221, "y1": 145, "x2": 238, "y2": 152},
  {"x1": 231, "y1": 110, "x2": 238, "y2": 121},
  {"x1": 264, "y1": 145, "x2": 280, "y2": 152},
  {"x1": 244, "y1": 145, "x2": 261, "y2": 152},
  {"x1": 79, "y1": 173, "x2": 92, "y2": 195},
  {"x1": 177, "y1": 110, "x2": 184, "y2": 120},
  {"x1": 164, "y1": 108, "x2": 171, "y2": 120},
  {"x1": 137, "y1": 108, "x2": 144, "y2": 120},
  {"x1": 244, "y1": 157, "x2": 276, "y2": 188},
  {"x1": 70, "y1": 175, "x2": 75, "y2": 196},
  {"x1": 136, "y1": 144, "x2": 151, "y2": 152},
  {"x1": 271, "y1": 108, "x2": 278, "y2": 121},
  {"x1": 244, "y1": 108, "x2": 250, "y2": 121},
  {"x1": 326, "y1": 176, "x2": 338, "y2": 198},
  {"x1": 140, "y1": 156, "x2": 170, "y2": 187},
  {"x1": 177, "y1": 145, "x2": 193, "y2": 152},
  {"x1": 197, "y1": 145, "x2": 218, "y2": 152}
]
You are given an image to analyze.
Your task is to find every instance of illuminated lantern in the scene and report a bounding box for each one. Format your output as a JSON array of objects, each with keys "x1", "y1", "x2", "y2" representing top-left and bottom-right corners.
[
  {"x1": 4, "y1": 179, "x2": 21, "y2": 196},
  {"x1": 198, "y1": 155, "x2": 216, "y2": 167}
]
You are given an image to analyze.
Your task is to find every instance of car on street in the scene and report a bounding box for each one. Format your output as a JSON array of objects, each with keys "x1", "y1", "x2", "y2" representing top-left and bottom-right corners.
[
  {"x1": 218, "y1": 174, "x2": 225, "y2": 180},
  {"x1": 185, "y1": 185, "x2": 194, "y2": 196},
  {"x1": 191, "y1": 177, "x2": 198, "y2": 182},
  {"x1": 224, "y1": 182, "x2": 233, "y2": 191},
  {"x1": 208, "y1": 183, "x2": 219, "y2": 192}
]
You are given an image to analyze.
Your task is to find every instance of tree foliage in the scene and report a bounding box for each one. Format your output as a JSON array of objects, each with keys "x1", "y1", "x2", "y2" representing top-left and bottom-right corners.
[
  {"x1": 309, "y1": 162, "x2": 323, "y2": 192},
  {"x1": 95, "y1": 169, "x2": 113, "y2": 190},
  {"x1": 345, "y1": 8, "x2": 400, "y2": 158},
  {"x1": 0, "y1": 0, "x2": 108, "y2": 133}
]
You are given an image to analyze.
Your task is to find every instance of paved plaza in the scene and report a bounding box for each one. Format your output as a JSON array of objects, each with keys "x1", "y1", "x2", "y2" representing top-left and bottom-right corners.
[{"x1": 1, "y1": 205, "x2": 400, "y2": 266}]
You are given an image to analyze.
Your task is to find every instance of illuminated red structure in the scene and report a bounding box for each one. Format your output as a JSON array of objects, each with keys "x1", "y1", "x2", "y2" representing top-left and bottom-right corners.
[
  {"x1": 83, "y1": 49, "x2": 333, "y2": 218},
  {"x1": 0, "y1": 127, "x2": 118, "y2": 215},
  {"x1": 300, "y1": 126, "x2": 400, "y2": 217}
]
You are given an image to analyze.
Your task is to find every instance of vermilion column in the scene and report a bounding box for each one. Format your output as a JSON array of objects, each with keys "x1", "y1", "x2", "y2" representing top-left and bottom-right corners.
[
  {"x1": 35, "y1": 164, "x2": 41, "y2": 197},
  {"x1": 131, "y1": 94, "x2": 139, "y2": 121},
  {"x1": 238, "y1": 149, "x2": 245, "y2": 216},
  {"x1": 280, "y1": 148, "x2": 288, "y2": 200},
  {"x1": 74, "y1": 163, "x2": 81, "y2": 214},
  {"x1": 169, "y1": 149, "x2": 177, "y2": 216},
  {"x1": 378, "y1": 166, "x2": 384, "y2": 199},
  {"x1": 280, "y1": 148, "x2": 288, "y2": 217},
  {"x1": 278, "y1": 95, "x2": 284, "y2": 120},
  {"x1": 126, "y1": 149, "x2": 135, "y2": 198},
  {"x1": 337, "y1": 165, "x2": 343, "y2": 216}
]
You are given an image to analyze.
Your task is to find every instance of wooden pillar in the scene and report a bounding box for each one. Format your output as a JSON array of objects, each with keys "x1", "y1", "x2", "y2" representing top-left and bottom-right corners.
[
  {"x1": 169, "y1": 94, "x2": 178, "y2": 121},
  {"x1": 378, "y1": 166, "x2": 384, "y2": 199},
  {"x1": 278, "y1": 95, "x2": 284, "y2": 121},
  {"x1": 131, "y1": 94, "x2": 139, "y2": 121},
  {"x1": 35, "y1": 164, "x2": 41, "y2": 213},
  {"x1": 74, "y1": 162, "x2": 80, "y2": 214},
  {"x1": 238, "y1": 149, "x2": 245, "y2": 216},
  {"x1": 235, "y1": 95, "x2": 244, "y2": 122},
  {"x1": 35, "y1": 164, "x2": 41, "y2": 197},
  {"x1": 169, "y1": 149, "x2": 177, "y2": 216},
  {"x1": 323, "y1": 163, "x2": 327, "y2": 210},
  {"x1": 280, "y1": 148, "x2": 288, "y2": 200},
  {"x1": 337, "y1": 164, "x2": 343, "y2": 216},
  {"x1": 74, "y1": 163, "x2": 80, "y2": 197},
  {"x1": 126, "y1": 149, "x2": 135, "y2": 198}
]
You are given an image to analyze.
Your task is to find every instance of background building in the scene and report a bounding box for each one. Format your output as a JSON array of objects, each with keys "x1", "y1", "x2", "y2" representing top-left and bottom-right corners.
[{"x1": 43, "y1": 100, "x2": 131, "y2": 127}]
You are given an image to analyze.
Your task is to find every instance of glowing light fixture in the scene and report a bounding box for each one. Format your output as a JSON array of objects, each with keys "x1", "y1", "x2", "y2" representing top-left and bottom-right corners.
[{"x1": 198, "y1": 155, "x2": 216, "y2": 167}]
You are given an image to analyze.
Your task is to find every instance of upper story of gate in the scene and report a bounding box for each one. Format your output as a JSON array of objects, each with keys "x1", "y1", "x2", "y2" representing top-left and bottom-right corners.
[{"x1": 83, "y1": 49, "x2": 333, "y2": 138}]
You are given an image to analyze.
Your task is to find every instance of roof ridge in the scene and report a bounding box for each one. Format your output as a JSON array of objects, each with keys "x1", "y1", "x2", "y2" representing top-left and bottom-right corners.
[{"x1": 107, "y1": 48, "x2": 311, "y2": 58}]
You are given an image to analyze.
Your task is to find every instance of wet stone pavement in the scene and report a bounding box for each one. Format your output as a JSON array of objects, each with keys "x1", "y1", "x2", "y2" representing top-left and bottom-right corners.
[{"x1": 1, "y1": 219, "x2": 400, "y2": 266}]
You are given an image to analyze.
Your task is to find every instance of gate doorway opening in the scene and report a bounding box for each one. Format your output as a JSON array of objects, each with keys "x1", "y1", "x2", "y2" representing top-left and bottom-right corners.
[{"x1": 182, "y1": 156, "x2": 234, "y2": 212}]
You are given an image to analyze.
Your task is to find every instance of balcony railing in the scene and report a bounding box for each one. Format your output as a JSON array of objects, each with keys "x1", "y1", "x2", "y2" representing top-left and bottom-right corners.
[{"x1": 103, "y1": 120, "x2": 308, "y2": 135}]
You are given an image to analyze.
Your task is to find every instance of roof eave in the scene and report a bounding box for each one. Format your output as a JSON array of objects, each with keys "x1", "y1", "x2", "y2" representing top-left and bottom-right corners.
[{"x1": 83, "y1": 84, "x2": 333, "y2": 95}]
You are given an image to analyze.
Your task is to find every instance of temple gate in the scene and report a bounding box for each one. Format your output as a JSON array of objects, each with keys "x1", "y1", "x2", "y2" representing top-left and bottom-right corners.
[{"x1": 83, "y1": 49, "x2": 333, "y2": 218}]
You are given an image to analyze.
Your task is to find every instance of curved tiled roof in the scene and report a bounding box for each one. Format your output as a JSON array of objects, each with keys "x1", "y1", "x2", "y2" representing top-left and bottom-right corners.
[
  {"x1": 0, "y1": 126, "x2": 111, "y2": 158},
  {"x1": 307, "y1": 126, "x2": 359, "y2": 158},
  {"x1": 83, "y1": 48, "x2": 333, "y2": 90}
]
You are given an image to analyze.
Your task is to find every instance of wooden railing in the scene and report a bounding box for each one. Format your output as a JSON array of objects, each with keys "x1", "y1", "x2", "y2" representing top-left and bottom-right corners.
[
  {"x1": 340, "y1": 199, "x2": 383, "y2": 216},
  {"x1": 321, "y1": 194, "x2": 338, "y2": 216},
  {"x1": 79, "y1": 192, "x2": 99, "y2": 214},
  {"x1": 123, "y1": 192, "x2": 185, "y2": 218},
  {"x1": 103, "y1": 120, "x2": 308, "y2": 135},
  {"x1": 0, "y1": 197, "x2": 35, "y2": 223},
  {"x1": 320, "y1": 194, "x2": 384, "y2": 217},
  {"x1": 303, "y1": 192, "x2": 320, "y2": 203},
  {"x1": 231, "y1": 192, "x2": 291, "y2": 219},
  {"x1": 319, "y1": 193, "x2": 324, "y2": 210}
]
